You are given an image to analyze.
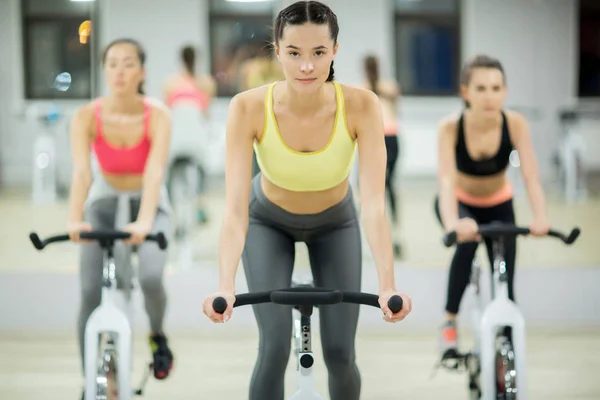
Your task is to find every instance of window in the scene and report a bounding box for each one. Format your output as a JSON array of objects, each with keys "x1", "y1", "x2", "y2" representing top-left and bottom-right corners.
[
  {"x1": 579, "y1": 0, "x2": 600, "y2": 97},
  {"x1": 21, "y1": 0, "x2": 95, "y2": 99},
  {"x1": 394, "y1": 0, "x2": 461, "y2": 96},
  {"x1": 209, "y1": 0, "x2": 276, "y2": 97}
]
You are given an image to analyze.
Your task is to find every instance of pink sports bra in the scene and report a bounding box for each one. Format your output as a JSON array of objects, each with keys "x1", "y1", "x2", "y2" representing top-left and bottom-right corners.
[
  {"x1": 92, "y1": 99, "x2": 151, "y2": 175},
  {"x1": 166, "y1": 77, "x2": 209, "y2": 110}
]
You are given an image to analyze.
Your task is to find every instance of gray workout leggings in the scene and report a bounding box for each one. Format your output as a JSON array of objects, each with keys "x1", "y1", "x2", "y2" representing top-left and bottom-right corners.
[
  {"x1": 243, "y1": 174, "x2": 362, "y2": 400},
  {"x1": 78, "y1": 197, "x2": 170, "y2": 368}
]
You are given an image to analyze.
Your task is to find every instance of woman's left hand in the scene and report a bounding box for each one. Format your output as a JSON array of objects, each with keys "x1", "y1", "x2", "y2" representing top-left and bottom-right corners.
[
  {"x1": 379, "y1": 290, "x2": 412, "y2": 323},
  {"x1": 529, "y1": 217, "x2": 550, "y2": 237},
  {"x1": 123, "y1": 220, "x2": 153, "y2": 245}
]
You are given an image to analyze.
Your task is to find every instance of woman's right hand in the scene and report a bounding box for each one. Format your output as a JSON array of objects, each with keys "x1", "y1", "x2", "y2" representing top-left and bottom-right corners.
[
  {"x1": 67, "y1": 221, "x2": 92, "y2": 242},
  {"x1": 203, "y1": 291, "x2": 236, "y2": 323},
  {"x1": 452, "y1": 218, "x2": 480, "y2": 243}
]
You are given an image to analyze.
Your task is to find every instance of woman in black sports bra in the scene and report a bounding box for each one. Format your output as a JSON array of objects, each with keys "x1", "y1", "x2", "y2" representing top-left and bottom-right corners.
[{"x1": 434, "y1": 54, "x2": 551, "y2": 357}]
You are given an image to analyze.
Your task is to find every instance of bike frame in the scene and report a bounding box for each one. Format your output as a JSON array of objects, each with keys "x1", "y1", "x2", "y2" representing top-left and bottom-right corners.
[
  {"x1": 30, "y1": 231, "x2": 166, "y2": 400},
  {"x1": 472, "y1": 236, "x2": 527, "y2": 400},
  {"x1": 213, "y1": 286, "x2": 403, "y2": 400},
  {"x1": 442, "y1": 224, "x2": 580, "y2": 400},
  {"x1": 168, "y1": 156, "x2": 199, "y2": 271},
  {"x1": 290, "y1": 304, "x2": 324, "y2": 400},
  {"x1": 290, "y1": 275, "x2": 325, "y2": 400},
  {"x1": 85, "y1": 239, "x2": 133, "y2": 400}
]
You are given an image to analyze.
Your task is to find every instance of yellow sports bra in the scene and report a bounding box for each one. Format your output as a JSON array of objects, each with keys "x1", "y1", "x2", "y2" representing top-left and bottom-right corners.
[{"x1": 254, "y1": 81, "x2": 357, "y2": 192}]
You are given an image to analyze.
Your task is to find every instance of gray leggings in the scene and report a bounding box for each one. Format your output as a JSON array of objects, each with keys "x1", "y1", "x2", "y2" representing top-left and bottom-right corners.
[
  {"x1": 78, "y1": 197, "x2": 170, "y2": 368},
  {"x1": 243, "y1": 174, "x2": 362, "y2": 400}
]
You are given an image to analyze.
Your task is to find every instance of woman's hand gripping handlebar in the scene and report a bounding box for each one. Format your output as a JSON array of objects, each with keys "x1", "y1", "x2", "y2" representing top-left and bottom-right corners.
[
  {"x1": 203, "y1": 287, "x2": 410, "y2": 324},
  {"x1": 442, "y1": 222, "x2": 581, "y2": 247}
]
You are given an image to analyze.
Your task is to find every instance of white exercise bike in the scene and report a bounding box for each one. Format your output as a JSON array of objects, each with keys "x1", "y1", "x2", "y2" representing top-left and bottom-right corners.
[
  {"x1": 555, "y1": 109, "x2": 588, "y2": 204},
  {"x1": 437, "y1": 222, "x2": 580, "y2": 400},
  {"x1": 30, "y1": 230, "x2": 168, "y2": 400},
  {"x1": 167, "y1": 154, "x2": 202, "y2": 270},
  {"x1": 212, "y1": 283, "x2": 404, "y2": 399}
]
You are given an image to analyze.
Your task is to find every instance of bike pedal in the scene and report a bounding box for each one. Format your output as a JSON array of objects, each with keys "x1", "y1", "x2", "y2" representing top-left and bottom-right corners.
[{"x1": 441, "y1": 348, "x2": 461, "y2": 361}]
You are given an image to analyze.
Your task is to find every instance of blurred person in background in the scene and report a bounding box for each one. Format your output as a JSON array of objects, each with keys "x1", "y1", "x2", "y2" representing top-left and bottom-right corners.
[
  {"x1": 362, "y1": 54, "x2": 403, "y2": 258},
  {"x1": 435, "y1": 54, "x2": 550, "y2": 359},
  {"x1": 164, "y1": 45, "x2": 216, "y2": 225}
]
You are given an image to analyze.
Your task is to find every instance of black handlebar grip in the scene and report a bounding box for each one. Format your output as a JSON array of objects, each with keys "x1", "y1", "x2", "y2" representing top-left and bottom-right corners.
[
  {"x1": 387, "y1": 295, "x2": 403, "y2": 314},
  {"x1": 29, "y1": 232, "x2": 44, "y2": 250},
  {"x1": 566, "y1": 227, "x2": 581, "y2": 244},
  {"x1": 443, "y1": 231, "x2": 457, "y2": 248},
  {"x1": 149, "y1": 232, "x2": 168, "y2": 250},
  {"x1": 213, "y1": 297, "x2": 228, "y2": 314}
]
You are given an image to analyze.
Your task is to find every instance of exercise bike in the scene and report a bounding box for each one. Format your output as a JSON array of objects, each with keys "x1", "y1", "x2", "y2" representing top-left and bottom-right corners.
[
  {"x1": 212, "y1": 285, "x2": 404, "y2": 400},
  {"x1": 29, "y1": 230, "x2": 168, "y2": 400},
  {"x1": 167, "y1": 154, "x2": 202, "y2": 270},
  {"x1": 438, "y1": 222, "x2": 580, "y2": 400}
]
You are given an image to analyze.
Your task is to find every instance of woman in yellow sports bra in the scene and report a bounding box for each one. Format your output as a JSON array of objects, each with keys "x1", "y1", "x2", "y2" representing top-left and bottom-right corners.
[{"x1": 201, "y1": 2, "x2": 412, "y2": 400}]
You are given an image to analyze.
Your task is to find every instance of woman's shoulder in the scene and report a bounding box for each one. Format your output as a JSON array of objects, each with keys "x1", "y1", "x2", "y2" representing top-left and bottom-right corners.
[
  {"x1": 437, "y1": 112, "x2": 462, "y2": 144},
  {"x1": 335, "y1": 82, "x2": 379, "y2": 113},
  {"x1": 229, "y1": 84, "x2": 272, "y2": 113},
  {"x1": 72, "y1": 99, "x2": 99, "y2": 124}
]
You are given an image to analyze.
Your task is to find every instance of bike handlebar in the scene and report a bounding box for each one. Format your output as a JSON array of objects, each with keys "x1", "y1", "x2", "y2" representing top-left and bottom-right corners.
[
  {"x1": 442, "y1": 223, "x2": 580, "y2": 248},
  {"x1": 29, "y1": 230, "x2": 168, "y2": 250},
  {"x1": 212, "y1": 287, "x2": 404, "y2": 314}
]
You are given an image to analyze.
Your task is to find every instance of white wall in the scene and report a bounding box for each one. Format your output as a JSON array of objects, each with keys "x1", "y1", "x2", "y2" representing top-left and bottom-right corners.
[
  {"x1": 0, "y1": 0, "x2": 591, "y2": 188},
  {"x1": 462, "y1": 0, "x2": 580, "y2": 180}
]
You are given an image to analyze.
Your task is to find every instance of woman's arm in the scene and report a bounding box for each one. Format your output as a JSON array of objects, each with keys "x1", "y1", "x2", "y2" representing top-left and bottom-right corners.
[
  {"x1": 378, "y1": 80, "x2": 400, "y2": 101},
  {"x1": 355, "y1": 88, "x2": 412, "y2": 321},
  {"x1": 68, "y1": 106, "x2": 94, "y2": 224},
  {"x1": 136, "y1": 105, "x2": 172, "y2": 225},
  {"x1": 354, "y1": 89, "x2": 395, "y2": 293},
  {"x1": 437, "y1": 119, "x2": 460, "y2": 231},
  {"x1": 508, "y1": 112, "x2": 549, "y2": 233},
  {"x1": 198, "y1": 75, "x2": 217, "y2": 99},
  {"x1": 218, "y1": 93, "x2": 256, "y2": 293}
]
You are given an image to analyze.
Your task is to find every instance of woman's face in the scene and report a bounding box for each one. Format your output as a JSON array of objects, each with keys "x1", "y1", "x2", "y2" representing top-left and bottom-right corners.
[
  {"x1": 275, "y1": 22, "x2": 338, "y2": 93},
  {"x1": 461, "y1": 67, "x2": 507, "y2": 115},
  {"x1": 104, "y1": 43, "x2": 145, "y2": 96}
]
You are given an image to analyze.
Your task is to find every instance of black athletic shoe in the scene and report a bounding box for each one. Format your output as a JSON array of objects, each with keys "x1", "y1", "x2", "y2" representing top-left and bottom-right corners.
[{"x1": 149, "y1": 333, "x2": 174, "y2": 380}]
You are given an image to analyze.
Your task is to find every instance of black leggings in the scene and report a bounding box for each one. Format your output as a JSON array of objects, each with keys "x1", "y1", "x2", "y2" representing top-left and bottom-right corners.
[
  {"x1": 434, "y1": 196, "x2": 517, "y2": 314},
  {"x1": 384, "y1": 135, "x2": 399, "y2": 223},
  {"x1": 243, "y1": 174, "x2": 362, "y2": 400}
]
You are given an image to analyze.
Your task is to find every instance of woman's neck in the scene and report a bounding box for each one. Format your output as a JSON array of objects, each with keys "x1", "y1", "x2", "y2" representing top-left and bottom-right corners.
[
  {"x1": 466, "y1": 108, "x2": 502, "y2": 131},
  {"x1": 105, "y1": 93, "x2": 143, "y2": 114},
  {"x1": 281, "y1": 81, "x2": 330, "y2": 116}
]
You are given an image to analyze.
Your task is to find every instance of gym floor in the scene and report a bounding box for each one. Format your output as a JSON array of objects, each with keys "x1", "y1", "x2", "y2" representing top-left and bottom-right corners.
[{"x1": 1, "y1": 180, "x2": 599, "y2": 399}]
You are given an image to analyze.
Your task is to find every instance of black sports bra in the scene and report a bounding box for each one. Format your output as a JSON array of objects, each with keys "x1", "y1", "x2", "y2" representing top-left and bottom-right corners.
[{"x1": 455, "y1": 111, "x2": 514, "y2": 177}]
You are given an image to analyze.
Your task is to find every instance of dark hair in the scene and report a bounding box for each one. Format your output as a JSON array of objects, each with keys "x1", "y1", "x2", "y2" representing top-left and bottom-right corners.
[
  {"x1": 181, "y1": 45, "x2": 196, "y2": 76},
  {"x1": 460, "y1": 54, "x2": 505, "y2": 108},
  {"x1": 274, "y1": 1, "x2": 339, "y2": 82},
  {"x1": 364, "y1": 55, "x2": 379, "y2": 95},
  {"x1": 102, "y1": 38, "x2": 146, "y2": 95}
]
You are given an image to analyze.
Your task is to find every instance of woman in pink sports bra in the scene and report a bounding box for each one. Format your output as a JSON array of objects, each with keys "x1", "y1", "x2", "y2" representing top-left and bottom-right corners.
[
  {"x1": 163, "y1": 45, "x2": 216, "y2": 225},
  {"x1": 67, "y1": 38, "x2": 174, "y2": 393},
  {"x1": 362, "y1": 55, "x2": 403, "y2": 258},
  {"x1": 163, "y1": 45, "x2": 216, "y2": 118}
]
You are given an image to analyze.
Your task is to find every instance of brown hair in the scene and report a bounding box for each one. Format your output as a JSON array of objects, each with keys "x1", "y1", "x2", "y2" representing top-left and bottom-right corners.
[
  {"x1": 274, "y1": 1, "x2": 339, "y2": 82},
  {"x1": 102, "y1": 38, "x2": 146, "y2": 95},
  {"x1": 364, "y1": 55, "x2": 379, "y2": 95},
  {"x1": 460, "y1": 54, "x2": 505, "y2": 108},
  {"x1": 181, "y1": 45, "x2": 196, "y2": 76}
]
